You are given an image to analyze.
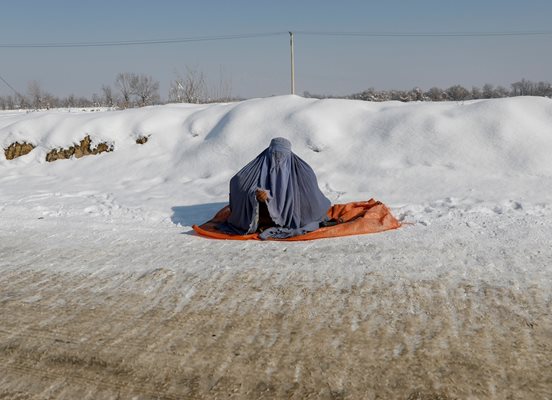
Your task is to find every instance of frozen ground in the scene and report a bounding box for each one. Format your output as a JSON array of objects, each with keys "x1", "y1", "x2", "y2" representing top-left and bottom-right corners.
[{"x1": 1, "y1": 96, "x2": 551, "y2": 399}]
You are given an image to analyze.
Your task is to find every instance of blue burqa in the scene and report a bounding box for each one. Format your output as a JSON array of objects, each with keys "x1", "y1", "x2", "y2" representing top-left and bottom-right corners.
[{"x1": 224, "y1": 137, "x2": 331, "y2": 240}]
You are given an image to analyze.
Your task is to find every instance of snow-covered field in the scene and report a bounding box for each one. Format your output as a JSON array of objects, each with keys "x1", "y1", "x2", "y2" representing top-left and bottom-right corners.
[{"x1": 1, "y1": 96, "x2": 551, "y2": 399}]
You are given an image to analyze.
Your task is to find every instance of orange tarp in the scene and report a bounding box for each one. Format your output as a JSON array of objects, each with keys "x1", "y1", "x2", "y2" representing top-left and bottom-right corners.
[{"x1": 192, "y1": 199, "x2": 401, "y2": 241}]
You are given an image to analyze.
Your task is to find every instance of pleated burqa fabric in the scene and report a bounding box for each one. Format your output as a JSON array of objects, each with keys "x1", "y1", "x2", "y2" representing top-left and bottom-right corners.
[{"x1": 224, "y1": 137, "x2": 331, "y2": 239}]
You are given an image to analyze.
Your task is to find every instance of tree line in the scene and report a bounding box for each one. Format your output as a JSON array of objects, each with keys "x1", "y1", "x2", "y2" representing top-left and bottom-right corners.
[
  {"x1": 305, "y1": 79, "x2": 552, "y2": 102},
  {"x1": 0, "y1": 67, "x2": 234, "y2": 111},
  {"x1": 1, "y1": 76, "x2": 551, "y2": 111}
]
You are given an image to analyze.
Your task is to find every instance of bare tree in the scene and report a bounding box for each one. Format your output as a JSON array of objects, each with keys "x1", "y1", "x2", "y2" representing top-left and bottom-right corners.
[
  {"x1": 424, "y1": 87, "x2": 445, "y2": 101},
  {"x1": 64, "y1": 94, "x2": 76, "y2": 108},
  {"x1": 511, "y1": 79, "x2": 535, "y2": 96},
  {"x1": 101, "y1": 85, "x2": 115, "y2": 107},
  {"x1": 26, "y1": 80, "x2": 57, "y2": 109},
  {"x1": 446, "y1": 85, "x2": 470, "y2": 101},
  {"x1": 115, "y1": 72, "x2": 137, "y2": 108},
  {"x1": 168, "y1": 77, "x2": 185, "y2": 103},
  {"x1": 27, "y1": 80, "x2": 44, "y2": 109},
  {"x1": 482, "y1": 84, "x2": 495, "y2": 99},
  {"x1": 131, "y1": 74, "x2": 160, "y2": 106},
  {"x1": 168, "y1": 68, "x2": 206, "y2": 104},
  {"x1": 536, "y1": 81, "x2": 552, "y2": 97},
  {"x1": 15, "y1": 93, "x2": 29, "y2": 109},
  {"x1": 0, "y1": 93, "x2": 28, "y2": 109},
  {"x1": 42, "y1": 93, "x2": 56, "y2": 109},
  {"x1": 92, "y1": 93, "x2": 101, "y2": 107},
  {"x1": 494, "y1": 86, "x2": 509, "y2": 98},
  {"x1": 185, "y1": 67, "x2": 207, "y2": 103},
  {"x1": 210, "y1": 65, "x2": 232, "y2": 102},
  {"x1": 511, "y1": 81, "x2": 522, "y2": 96},
  {"x1": 411, "y1": 87, "x2": 423, "y2": 101}
]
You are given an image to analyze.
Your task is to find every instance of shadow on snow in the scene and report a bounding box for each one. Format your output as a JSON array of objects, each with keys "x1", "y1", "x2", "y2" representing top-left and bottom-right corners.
[{"x1": 170, "y1": 202, "x2": 226, "y2": 232}]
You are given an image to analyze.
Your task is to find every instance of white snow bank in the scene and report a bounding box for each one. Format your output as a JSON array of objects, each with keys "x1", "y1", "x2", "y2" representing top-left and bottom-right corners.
[{"x1": 1, "y1": 95, "x2": 552, "y2": 225}]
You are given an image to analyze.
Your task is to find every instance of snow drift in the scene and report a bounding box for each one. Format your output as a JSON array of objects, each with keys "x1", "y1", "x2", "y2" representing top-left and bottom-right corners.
[{"x1": 1, "y1": 95, "x2": 552, "y2": 225}]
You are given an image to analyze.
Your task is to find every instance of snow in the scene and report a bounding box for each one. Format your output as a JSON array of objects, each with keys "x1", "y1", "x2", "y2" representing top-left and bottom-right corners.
[
  {"x1": 2, "y1": 94, "x2": 552, "y2": 282},
  {"x1": 1, "y1": 96, "x2": 552, "y2": 398}
]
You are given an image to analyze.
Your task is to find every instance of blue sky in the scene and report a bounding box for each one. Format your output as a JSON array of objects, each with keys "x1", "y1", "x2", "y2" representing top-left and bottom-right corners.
[{"x1": 1, "y1": 0, "x2": 551, "y2": 99}]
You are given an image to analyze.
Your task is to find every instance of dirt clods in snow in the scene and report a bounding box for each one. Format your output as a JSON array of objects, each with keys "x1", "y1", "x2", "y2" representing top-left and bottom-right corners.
[
  {"x1": 135, "y1": 135, "x2": 149, "y2": 145},
  {"x1": 45, "y1": 135, "x2": 113, "y2": 162},
  {"x1": 4, "y1": 142, "x2": 35, "y2": 160}
]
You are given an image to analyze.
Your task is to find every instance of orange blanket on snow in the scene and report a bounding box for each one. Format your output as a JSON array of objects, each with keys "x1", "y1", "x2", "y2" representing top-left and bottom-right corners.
[{"x1": 192, "y1": 199, "x2": 401, "y2": 241}]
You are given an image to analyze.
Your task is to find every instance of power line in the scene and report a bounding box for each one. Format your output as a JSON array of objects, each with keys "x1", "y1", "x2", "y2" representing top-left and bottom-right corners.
[
  {"x1": 296, "y1": 30, "x2": 552, "y2": 37},
  {"x1": 1, "y1": 29, "x2": 551, "y2": 48},
  {"x1": 0, "y1": 32, "x2": 287, "y2": 48},
  {"x1": 0, "y1": 74, "x2": 22, "y2": 96}
]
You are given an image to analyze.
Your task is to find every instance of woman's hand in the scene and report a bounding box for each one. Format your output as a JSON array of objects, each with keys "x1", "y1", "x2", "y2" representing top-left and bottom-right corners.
[{"x1": 256, "y1": 189, "x2": 269, "y2": 202}]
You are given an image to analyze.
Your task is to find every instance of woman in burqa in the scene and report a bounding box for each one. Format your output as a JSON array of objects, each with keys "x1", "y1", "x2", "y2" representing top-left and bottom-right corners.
[{"x1": 223, "y1": 137, "x2": 331, "y2": 240}]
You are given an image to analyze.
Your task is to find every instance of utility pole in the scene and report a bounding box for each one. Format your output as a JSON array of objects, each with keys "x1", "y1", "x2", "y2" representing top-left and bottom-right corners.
[{"x1": 289, "y1": 31, "x2": 295, "y2": 95}]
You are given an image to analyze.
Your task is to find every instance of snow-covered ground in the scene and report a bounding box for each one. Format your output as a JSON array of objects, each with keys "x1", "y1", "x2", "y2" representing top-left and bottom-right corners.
[{"x1": 1, "y1": 96, "x2": 551, "y2": 399}]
